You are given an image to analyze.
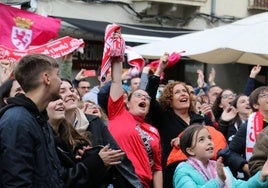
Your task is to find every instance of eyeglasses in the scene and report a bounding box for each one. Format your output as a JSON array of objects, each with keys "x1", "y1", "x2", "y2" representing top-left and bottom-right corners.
[
  {"x1": 132, "y1": 92, "x2": 151, "y2": 101},
  {"x1": 222, "y1": 93, "x2": 236, "y2": 99},
  {"x1": 259, "y1": 93, "x2": 268, "y2": 98}
]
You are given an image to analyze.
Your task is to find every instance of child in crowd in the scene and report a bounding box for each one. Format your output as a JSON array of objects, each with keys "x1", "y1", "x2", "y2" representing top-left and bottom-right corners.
[{"x1": 173, "y1": 124, "x2": 268, "y2": 188}]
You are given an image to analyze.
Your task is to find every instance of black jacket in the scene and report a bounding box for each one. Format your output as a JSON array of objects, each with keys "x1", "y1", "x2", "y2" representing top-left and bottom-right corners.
[
  {"x1": 219, "y1": 121, "x2": 268, "y2": 180},
  {"x1": 0, "y1": 94, "x2": 107, "y2": 188},
  {"x1": 0, "y1": 94, "x2": 64, "y2": 188},
  {"x1": 217, "y1": 117, "x2": 243, "y2": 144},
  {"x1": 146, "y1": 75, "x2": 207, "y2": 167},
  {"x1": 54, "y1": 133, "x2": 107, "y2": 188},
  {"x1": 218, "y1": 122, "x2": 250, "y2": 180},
  {"x1": 146, "y1": 75, "x2": 207, "y2": 188},
  {"x1": 84, "y1": 114, "x2": 144, "y2": 188}
]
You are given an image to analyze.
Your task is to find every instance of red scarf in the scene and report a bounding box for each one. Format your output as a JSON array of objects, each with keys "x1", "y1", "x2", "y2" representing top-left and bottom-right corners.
[
  {"x1": 100, "y1": 24, "x2": 125, "y2": 81},
  {"x1": 246, "y1": 111, "x2": 263, "y2": 160}
]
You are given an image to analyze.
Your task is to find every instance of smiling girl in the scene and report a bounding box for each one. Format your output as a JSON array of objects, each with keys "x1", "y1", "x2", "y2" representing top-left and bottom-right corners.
[{"x1": 173, "y1": 124, "x2": 268, "y2": 188}]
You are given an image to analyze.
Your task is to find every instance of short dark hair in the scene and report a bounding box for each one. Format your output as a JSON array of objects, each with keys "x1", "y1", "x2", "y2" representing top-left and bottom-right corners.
[
  {"x1": 249, "y1": 86, "x2": 268, "y2": 111},
  {"x1": 180, "y1": 123, "x2": 205, "y2": 157},
  {"x1": 230, "y1": 94, "x2": 246, "y2": 108},
  {"x1": 61, "y1": 78, "x2": 73, "y2": 87},
  {"x1": 15, "y1": 54, "x2": 58, "y2": 92},
  {"x1": 77, "y1": 78, "x2": 89, "y2": 87}
]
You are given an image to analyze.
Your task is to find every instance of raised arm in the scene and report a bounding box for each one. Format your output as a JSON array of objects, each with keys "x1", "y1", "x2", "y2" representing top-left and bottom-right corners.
[
  {"x1": 146, "y1": 53, "x2": 169, "y2": 101},
  {"x1": 0, "y1": 60, "x2": 15, "y2": 85},
  {"x1": 139, "y1": 66, "x2": 151, "y2": 90},
  {"x1": 244, "y1": 65, "x2": 261, "y2": 96},
  {"x1": 208, "y1": 67, "x2": 216, "y2": 86},
  {"x1": 110, "y1": 57, "x2": 124, "y2": 101},
  {"x1": 154, "y1": 53, "x2": 169, "y2": 77}
]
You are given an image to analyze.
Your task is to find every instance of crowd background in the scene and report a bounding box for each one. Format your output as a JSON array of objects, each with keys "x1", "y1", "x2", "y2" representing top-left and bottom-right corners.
[{"x1": 1, "y1": 35, "x2": 268, "y2": 187}]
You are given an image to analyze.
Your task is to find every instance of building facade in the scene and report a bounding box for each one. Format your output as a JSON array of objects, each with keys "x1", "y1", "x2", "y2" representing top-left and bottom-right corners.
[{"x1": 35, "y1": 0, "x2": 268, "y2": 91}]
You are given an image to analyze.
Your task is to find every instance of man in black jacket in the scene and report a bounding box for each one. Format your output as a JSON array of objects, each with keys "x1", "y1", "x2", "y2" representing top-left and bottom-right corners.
[
  {"x1": 0, "y1": 54, "x2": 64, "y2": 187},
  {"x1": 0, "y1": 54, "x2": 110, "y2": 188}
]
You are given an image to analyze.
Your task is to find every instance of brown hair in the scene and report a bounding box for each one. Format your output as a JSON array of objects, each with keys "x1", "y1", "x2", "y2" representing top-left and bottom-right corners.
[
  {"x1": 158, "y1": 81, "x2": 195, "y2": 113},
  {"x1": 15, "y1": 54, "x2": 58, "y2": 92},
  {"x1": 180, "y1": 123, "x2": 205, "y2": 157},
  {"x1": 84, "y1": 100, "x2": 108, "y2": 122},
  {"x1": 212, "y1": 89, "x2": 234, "y2": 121},
  {"x1": 57, "y1": 119, "x2": 91, "y2": 151},
  {"x1": 249, "y1": 86, "x2": 268, "y2": 111}
]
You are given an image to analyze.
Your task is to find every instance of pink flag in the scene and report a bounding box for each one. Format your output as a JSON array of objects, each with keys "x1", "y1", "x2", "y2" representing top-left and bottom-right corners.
[
  {"x1": 100, "y1": 23, "x2": 125, "y2": 81},
  {"x1": 0, "y1": 3, "x2": 61, "y2": 50},
  {"x1": 148, "y1": 51, "x2": 184, "y2": 80}
]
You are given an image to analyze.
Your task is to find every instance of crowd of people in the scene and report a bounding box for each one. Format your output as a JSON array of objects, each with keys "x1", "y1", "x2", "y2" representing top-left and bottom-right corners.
[{"x1": 0, "y1": 44, "x2": 268, "y2": 188}]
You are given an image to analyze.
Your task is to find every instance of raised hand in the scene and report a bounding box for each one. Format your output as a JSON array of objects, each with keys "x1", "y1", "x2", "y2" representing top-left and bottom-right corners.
[
  {"x1": 159, "y1": 52, "x2": 169, "y2": 70},
  {"x1": 220, "y1": 106, "x2": 237, "y2": 122},
  {"x1": 75, "y1": 69, "x2": 87, "y2": 80},
  {"x1": 170, "y1": 137, "x2": 180, "y2": 148},
  {"x1": 249, "y1": 65, "x2": 261, "y2": 78},
  {"x1": 199, "y1": 103, "x2": 215, "y2": 122},
  {"x1": 216, "y1": 157, "x2": 226, "y2": 182},
  {"x1": 155, "y1": 52, "x2": 169, "y2": 77},
  {"x1": 0, "y1": 60, "x2": 15, "y2": 85},
  {"x1": 142, "y1": 66, "x2": 151, "y2": 74},
  {"x1": 196, "y1": 69, "x2": 205, "y2": 88},
  {"x1": 208, "y1": 68, "x2": 216, "y2": 86},
  {"x1": 260, "y1": 158, "x2": 268, "y2": 181}
]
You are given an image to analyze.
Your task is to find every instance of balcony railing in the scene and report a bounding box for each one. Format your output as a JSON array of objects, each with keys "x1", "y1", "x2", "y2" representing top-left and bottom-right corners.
[{"x1": 248, "y1": 0, "x2": 268, "y2": 10}]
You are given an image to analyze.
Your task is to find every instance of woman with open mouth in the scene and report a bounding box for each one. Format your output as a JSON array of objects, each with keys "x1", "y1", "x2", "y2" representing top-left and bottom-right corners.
[
  {"x1": 108, "y1": 56, "x2": 163, "y2": 188},
  {"x1": 145, "y1": 53, "x2": 215, "y2": 188}
]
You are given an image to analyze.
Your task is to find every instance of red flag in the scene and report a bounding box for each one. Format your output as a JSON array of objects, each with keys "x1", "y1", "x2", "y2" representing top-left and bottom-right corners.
[
  {"x1": 0, "y1": 36, "x2": 84, "y2": 61},
  {"x1": 0, "y1": 3, "x2": 61, "y2": 50},
  {"x1": 148, "y1": 52, "x2": 183, "y2": 71},
  {"x1": 125, "y1": 46, "x2": 145, "y2": 77},
  {"x1": 147, "y1": 51, "x2": 184, "y2": 80},
  {"x1": 100, "y1": 24, "x2": 125, "y2": 81}
]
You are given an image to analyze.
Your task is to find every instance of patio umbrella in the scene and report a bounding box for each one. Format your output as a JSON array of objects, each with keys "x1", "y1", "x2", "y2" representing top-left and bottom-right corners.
[{"x1": 133, "y1": 12, "x2": 268, "y2": 65}]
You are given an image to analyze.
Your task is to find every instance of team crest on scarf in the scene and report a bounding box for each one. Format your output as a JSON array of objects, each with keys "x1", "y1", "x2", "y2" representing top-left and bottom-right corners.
[{"x1": 11, "y1": 17, "x2": 33, "y2": 50}]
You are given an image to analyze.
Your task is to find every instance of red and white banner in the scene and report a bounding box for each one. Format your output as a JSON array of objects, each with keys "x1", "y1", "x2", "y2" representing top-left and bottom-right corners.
[
  {"x1": 0, "y1": 3, "x2": 61, "y2": 50},
  {"x1": 0, "y1": 36, "x2": 85, "y2": 62},
  {"x1": 125, "y1": 46, "x2": 145, "y2": 77},
  {"x1": 101, "y1": 23, "x2": 125, "y2": 81}
]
